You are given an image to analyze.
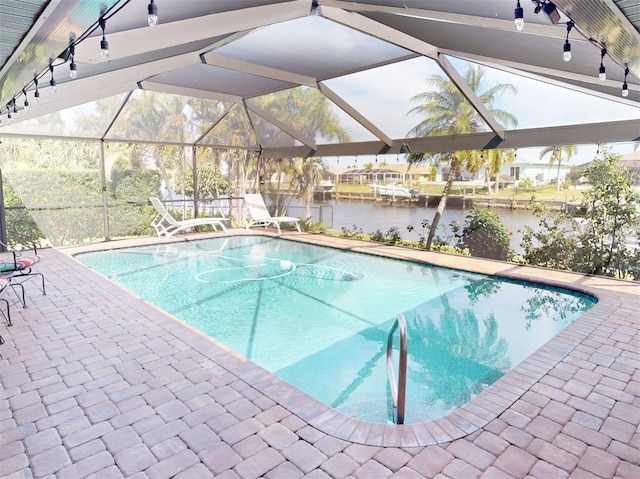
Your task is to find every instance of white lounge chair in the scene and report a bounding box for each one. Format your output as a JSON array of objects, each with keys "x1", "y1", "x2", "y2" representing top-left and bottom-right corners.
[
  {"x1": 244, "y1": 194, "x2": 301, "y2": 234},
  {"x1": 150, "y1": 197, "x2": 227, "y2": 237}
]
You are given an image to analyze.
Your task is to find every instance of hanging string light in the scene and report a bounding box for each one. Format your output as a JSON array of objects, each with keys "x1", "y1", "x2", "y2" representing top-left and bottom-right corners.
[
  {"x1": 68, "y1": 33, "x2": 78, "y2": 79},
  {"x1": 49, "y1": 61, "x2": 57, "y2": 93},
  {"x1": 598, "y1": 47, "x2": 607, "y2": 81},
  {"x1": 514, "y1": 1, "x2": 524, "y2": 31},
  {"x1": 22, "y1": 89, "x2": 29, "y2": 110},
  {"x1": 563, "y1": 20, "x2": 574, "y2": 62},
  {"x1": 622, "y1": 66, "x2": 629, "y2": 97},
  {"x1": 99, "y1": 13, "x2": 109, "y2": 60},
  {"x1": 147, "y1": 0, "x2": 158, "y2": 27},
  {"x1": 33, "y1": 71, "x2": 40, "y2": 104}
]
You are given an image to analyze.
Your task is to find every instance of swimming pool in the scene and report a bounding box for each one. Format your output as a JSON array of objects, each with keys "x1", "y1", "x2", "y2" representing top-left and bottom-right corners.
[{"x1": 75, "y1": 235, "x2": 596, "y2": 424}]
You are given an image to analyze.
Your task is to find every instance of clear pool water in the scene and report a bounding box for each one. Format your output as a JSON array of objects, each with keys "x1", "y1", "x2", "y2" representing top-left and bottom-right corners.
[{"x1": 75, "y1": 235, "x2": 596, "y2": 423}]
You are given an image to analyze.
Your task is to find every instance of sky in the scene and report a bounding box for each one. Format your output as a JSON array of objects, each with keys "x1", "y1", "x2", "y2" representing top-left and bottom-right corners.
[{"x1": 321, "y1": 55, "x2": 639, "y2": 169}]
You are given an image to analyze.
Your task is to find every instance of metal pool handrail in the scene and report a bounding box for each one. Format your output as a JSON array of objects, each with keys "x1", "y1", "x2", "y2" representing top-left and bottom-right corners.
[{"x1": 386, "y1": 312, "x2": 408, "y2": 424}]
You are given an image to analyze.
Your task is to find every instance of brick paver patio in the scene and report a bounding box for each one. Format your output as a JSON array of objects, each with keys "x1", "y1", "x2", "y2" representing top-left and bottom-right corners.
[{"x1": 1, "y1": 230, "x2": 638, "y2": 478}]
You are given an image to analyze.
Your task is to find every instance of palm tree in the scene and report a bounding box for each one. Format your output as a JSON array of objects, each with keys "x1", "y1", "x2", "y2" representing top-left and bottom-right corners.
[
  {"x1": 407, "y1": 64, "x2": 519, "y2": 249},
  {"x1": 485, "y1": 148, "x2": 516, "y2": 195},
  {"x1": 255, "y1": 87, "x2": 349, "y2": 211},
  {"x1": 293, "y1": 157, "x2": 326, "y2": 219},
  {"x1": 539, "y1": 145, "x2": 577, "y2": 192}
]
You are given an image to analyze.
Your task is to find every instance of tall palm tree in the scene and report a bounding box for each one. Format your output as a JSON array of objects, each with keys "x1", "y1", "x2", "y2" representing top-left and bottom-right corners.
[
  {"x1": 255, "y1": 87, "x2": 349, "y2": 211},
  {"x1": 539, "y1": 145, "x2": 577, "y2": 192},
  {"x1": 407, "y1": 64, "x2": 519, "y2": 249},
  {"x1": 293, "y1": 157, "x2": 326, "y2": 219}
]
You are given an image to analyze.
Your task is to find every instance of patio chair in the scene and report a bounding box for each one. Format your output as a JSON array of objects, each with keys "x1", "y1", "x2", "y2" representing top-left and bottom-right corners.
[
  {"x1": 0, "y1": 241, "x2": 43, "y2": 306},
  {"x1": 244, "y1": 194, "x2": 301, "y2": 234},
  {"x1": 149, "y1": 197, "x2": 228, "y2": 237},
  {"x1": 0, "y1": 276, "x2": 20, "y2": 326}
]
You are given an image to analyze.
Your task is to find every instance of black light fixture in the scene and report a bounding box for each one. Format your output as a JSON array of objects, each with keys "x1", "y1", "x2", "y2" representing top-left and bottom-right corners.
[
  {"x1": 12, "y1": 98, "x2": 18, "y2": 116},
  {"x1": 599, "y1": 47, "x2": 606, "y2": 81},
  {"x1": 99, "y1": 13, "x2": 109, "y2": 60},
  {"x1": 7, "y1": 105, "x2": 12, "y2": 121},
  {"x1": 514, "y1": 1, "x2": 524, "y2": 31},
  {"x1": 22, "y1": 89, "x2": 29, "y2": 110},
  {"x1": 69, "y1": 58, "x2": 78, "y2": 79},
  {"x1": 147, "y1": 0, "x2": 158, "y2": 27},
  {"x1": 49, "y1": 62, "x2": 57, "y2": 92},
  {"x1": 563, "y1": 20, "x2": 573, "y2": 62},
  {"x1": 310, "y1": 0, "x2": 322, "y2": 16},
  {"x1": 68, "y1": 33, "x2": 78, "y2": 79},
  {"x1": 622, "y1": 66, "x2": 629, "y2": 97},
  {"x1": 33, "y1": 71, "x2": 40, "y2": 104}
]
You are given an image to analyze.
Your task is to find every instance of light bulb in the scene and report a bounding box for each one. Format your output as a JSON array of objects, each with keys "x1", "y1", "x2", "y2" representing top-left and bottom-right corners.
[
  {"x1": 622, "y1": 83, "x2": 629, "y2": 97},
  {"x1": 69, "y1": 60, "x2": 78, "y2": 79},
  {"x1": 50, "y1": 78, "x2": 57, "y2": 93},
  {"x1": 514, "y1": 2, "x2": 524, "y2": 31},
  {"x1": 563, "y1": 42, "x2": 571, "y2": 62},
  {"x1": 100, "y1": 38, "x2": 109, "y2": 60},
  {"x1": 599, "y1": 66, "x2": 606, "y2": 81},
  {"x1": 148, "y1": 0, "x2": 158, "y2": 27}
]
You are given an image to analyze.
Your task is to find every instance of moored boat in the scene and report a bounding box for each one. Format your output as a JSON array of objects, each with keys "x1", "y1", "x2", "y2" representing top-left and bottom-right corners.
[{"x1": 370, "y1": 183, "x2": 415, "y2": 199}]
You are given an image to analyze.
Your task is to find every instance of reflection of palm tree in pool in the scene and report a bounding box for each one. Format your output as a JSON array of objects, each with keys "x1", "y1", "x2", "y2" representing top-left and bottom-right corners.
[
  {"x1": 408, "y1": 269, "x2": 510, "y2": 408},
  {"x1": 463, "y1": 277, "x2": 502, "y2": 304},
  {"x1": 520, "y1": 286, "x2": 592, "y2": 330},
  {"x1": 409, "y1": 309, "x2": 510, "y2": 408}
]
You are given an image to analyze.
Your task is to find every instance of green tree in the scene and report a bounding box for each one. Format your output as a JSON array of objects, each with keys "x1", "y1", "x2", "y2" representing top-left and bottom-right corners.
[
  {"x1": 522, "y1": 147, "x2": 640, "y2": 280},
  {"x1": 256, "y1": 88, "x2": 349, "y2": 211},
  {"x1": 293, "y1": 157, "x2": 326, "y2": 220},
  {"x1": 574, "y1": 148, "x2": 640, "y2": 278},
  {"x1": 407, "y1": 64, "x2": 518, "y2": 249},
  {"x1": 458, "y1": 208, "x2": 512, "y2": 261},
  {"x1": 539, "y1": 145, "x2": 577, "y2": 193}
]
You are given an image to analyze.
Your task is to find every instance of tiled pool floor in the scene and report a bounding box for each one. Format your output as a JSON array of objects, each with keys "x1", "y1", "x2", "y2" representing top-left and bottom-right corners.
[{"x1": 1, "y1": 229, "x2": 638, "y2": 478}]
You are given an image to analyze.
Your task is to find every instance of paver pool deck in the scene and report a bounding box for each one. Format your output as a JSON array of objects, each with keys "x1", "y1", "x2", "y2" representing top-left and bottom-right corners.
[{"x1": 1, "y1": 229, "x2": 638, "y2": 478}]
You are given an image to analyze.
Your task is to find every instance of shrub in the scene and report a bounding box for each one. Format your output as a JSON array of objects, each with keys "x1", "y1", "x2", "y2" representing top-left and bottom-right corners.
[{"x1": 458, "y1": 208, "x2": 512, "y2": 261}]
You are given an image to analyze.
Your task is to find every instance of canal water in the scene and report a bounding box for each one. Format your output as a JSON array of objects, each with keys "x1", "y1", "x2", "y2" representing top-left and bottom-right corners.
[{"x1": 288, "y1": 198, "x2": 540, "y2": 253}]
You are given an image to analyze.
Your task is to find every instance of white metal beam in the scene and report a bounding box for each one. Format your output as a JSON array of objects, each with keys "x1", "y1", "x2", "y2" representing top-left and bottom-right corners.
[
  {"x1": 74, "y1": 0, "x2": 312, "y2": 64},
  {"x1": 141, "y1": 81, "x2": 243, "y2": 104},
  {"x1": 245, "y1": 102, "x2": 317, "y2": 150},
  {"x1": 437, "y1": 55, "x2": 506, "y2": 139},
  {"x1": 317, "y1": 83, "x2": 393, "y2": 147},
  {"x1": 320, "y1": 5, "x2": 439, "y2": 59},
  {"x1": 204, "y1": 54, "x2": 317, "y2": 88}
]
